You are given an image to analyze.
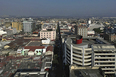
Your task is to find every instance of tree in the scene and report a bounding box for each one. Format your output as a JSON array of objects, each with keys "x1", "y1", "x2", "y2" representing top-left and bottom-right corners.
[
  {"x1": 93, "y1": 28, "x2": 102, "y2": 33},
  {"x1": 52, "y1": 54, "x2": 59, "y2": 65}
]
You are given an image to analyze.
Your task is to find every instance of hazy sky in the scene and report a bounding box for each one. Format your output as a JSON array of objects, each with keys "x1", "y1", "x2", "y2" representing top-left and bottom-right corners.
[{"x1": 0, "y1": 0, "x2": 116, "y2": 17}]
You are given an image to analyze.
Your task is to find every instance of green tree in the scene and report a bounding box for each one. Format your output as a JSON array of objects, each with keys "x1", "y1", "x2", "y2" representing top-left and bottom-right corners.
[{"x1": 93, "y1": 28, "x2": 102, "y2": 33}]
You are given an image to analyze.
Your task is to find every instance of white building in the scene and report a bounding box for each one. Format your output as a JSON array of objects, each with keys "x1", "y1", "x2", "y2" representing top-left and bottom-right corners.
[
  {"x1": 23, "y1": 21, "x2": 35, "y2": 33},
  {"x1": 63, "y1": 35, "x2": 116, "y2": 76},
  {"x1": 88, "y1": 20, "x2": 91, "y2": 24},
  {"x1": 64, "y1": 36, "x2": 92, "y2": 67}
]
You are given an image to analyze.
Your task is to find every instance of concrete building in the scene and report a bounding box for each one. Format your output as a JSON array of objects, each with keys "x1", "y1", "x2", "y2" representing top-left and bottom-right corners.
[
  {"x1": 70, "y1": 64, "x2": 103, "y2": 77},
  {"x1": 40, "y1": 23, "x2": 56, "y2": 40},
  {"x1": 75, "y1": 25, "x2": 88, "y2": 37},
  {"x1": 64, "y1": 35, "x2": 92, "y2": 67},
  {"x1": 12, "y1": 22, "x2": 23, "y2": 31},
  {"x1": 40, "y1": 30, "x2": 56, "y2": 40},
  {"x1": 92, "y1": 44, "x2": 116, "y2": 75},
  {"x1": 104, "y1": 33, "x2": 116, "y2": 42},
  {"x1": 14, "y1": 69, "x2": 48, "y2": 77},
  {"x1": 63, "y1": 35, "x2": 116, "y2": 76},
  {"x1": 23, "y1": 21, "x2": 35, "y2": 33}
]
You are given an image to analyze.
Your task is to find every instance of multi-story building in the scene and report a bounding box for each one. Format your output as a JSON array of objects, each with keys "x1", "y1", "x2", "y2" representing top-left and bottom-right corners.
[
  {"x1": 23, "y1": 21, "x2": 35, "y2": 33},
  {"x1": 40, "y1": 30, "x2": 56, "y2": 40},
  {"x1": 104, "y1": 33, "x2": 116, "y2": 42},
  {"x1": 75, "y1": 25, "x2": 88, "y2": 37},
  {"x1": 12, "y1": 22, "x2": 23, "y2": 31},
  {"x1": 40, "y1": 23, "x2": 57, "y2": 40},
  {"x1": 64, "y1": 35, "x2": 92, "y2": 67},
  {"x1": 63, "y1": 35, "x2": 116, "y2": 76},
  {"x1": 92, "y1": 44, "x2": 116, "y2": 75}
]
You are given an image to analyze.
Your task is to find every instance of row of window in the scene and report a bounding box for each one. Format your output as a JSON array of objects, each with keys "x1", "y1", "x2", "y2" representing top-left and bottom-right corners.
[
  {"x1": 41, "y1": 35, "x2": 53, "y2": 36},
  {"x1": 41, "y1": 36, "x2": 55, "y2": 39},
  {"x1": 41, "y1": 32, "x2": 55, "y2": 34}
]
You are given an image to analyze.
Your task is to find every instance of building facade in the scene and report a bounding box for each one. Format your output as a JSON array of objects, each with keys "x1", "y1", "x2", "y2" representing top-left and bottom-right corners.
[
  {"x1": 23, "y1": 21, "x2": 35, "y2": 33},
  {"x1": 40, "y1": 30, "x2": 56, "y2": 40},
  {"x1": 75, "y1": 25, "x2": 88, "y2": 37},
  {"x1": 12, "y1": 22, "x2": 23, "y2": 31},
  {"x1": 40, "y1": 23, "x2": 57, "y2": 40},
  {"x1": 92, "y1": 44, "x2": 116, "y2": 75},
  {"x1": 63, "y1": 35, "x2": 116, "y2": 76},
  {"x1": 64, "y1": 36, "x2": 92, "y2": 67},
  {"x1": 104, "y1": 34, "x2": 116, "y2": 42}
]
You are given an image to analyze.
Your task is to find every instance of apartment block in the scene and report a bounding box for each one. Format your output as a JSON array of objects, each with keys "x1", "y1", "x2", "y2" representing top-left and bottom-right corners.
[
  {"x1": 23, "y1": 21, "x2": 35, "y2": 33},
  {"x1": 40, "y1": 23, "x2": 57, "y2": 40},
  {"x1": 40, "y1": 30, "x2": 56, "y2": 40},
  {"x1": 75, "y1": 25, "x2": 88, "y2": 37},
  {"x1": 12, "y1": 22, "x2": 23, "y2": 31}
]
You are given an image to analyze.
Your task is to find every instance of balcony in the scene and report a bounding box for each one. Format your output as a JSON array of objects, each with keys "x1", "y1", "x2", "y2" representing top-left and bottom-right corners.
[
  {"x1": 73, "y1": 46, "x2": 82, "y2": 50},
  {"x1": 94, "y1": 57, "x2": 115, "y2": 59},
  {"x1": 84, "y1": 55, "x2": 91, "y2": 58},
  {"x1": 73, "y1": 61, "x2": 83, "y2": 65},
  {"x1": 85, "y1": 52, "x2": 92, "y2": 54},
  {"x1": 73, "y1": 57, "x2": 82, "y2": 61},
  {"x1": 66, "y1": 49, "x2": 71, "y2": 54},
  {"x1": 84, "y1": 62, "x2": 91, "y2": 66},
  {"x1": 66, "y1": 56, "x2": 71, "y2": 61},
  {"x1": 102, "y1": 68, "x2": 115, "y2": 70},
  {"x1": 104, "y1": 71, "x2": 115, "y2": 74},
  {"x1": 94, "y1": 64, "x2": 115, "y2": 66},
  {"x1": 73, "y1": 53, "x2": 82, "y2": 58},
  {"x1": 84, "y1": 59, "x2": 91, "y2": 62},
  {"x1": 73, "y1": 49, "x2": 82, "y2": 54},
  {"x1": 95, "y1": 61, "x2": 115, "y2": 63},
  {"x1": 66, "y1": 59, "x2": 70, "y2": 64},
  {"x1": 95, "y1": 53, "x2": 114, "y2": 55},
  {"x1": 66, "y1": 53, "x2": 71, "y2": 57}
]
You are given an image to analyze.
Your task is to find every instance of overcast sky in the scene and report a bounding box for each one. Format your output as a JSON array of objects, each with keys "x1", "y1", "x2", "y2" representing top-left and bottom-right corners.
[{"x1": 0, "y1": 0, "x2": 116, "y2": 17}]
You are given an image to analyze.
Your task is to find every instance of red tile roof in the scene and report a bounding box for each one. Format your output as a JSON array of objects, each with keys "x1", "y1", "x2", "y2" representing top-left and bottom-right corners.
[
  {"x1": 46, "y1": 46, "x2": 53, "y2": 52},
  {"x1": 24, "y1": 46, "x2": 45, "y2": 49},
  {"x1": 24, "y1": 46, "x2": 45, "y2": 52}
]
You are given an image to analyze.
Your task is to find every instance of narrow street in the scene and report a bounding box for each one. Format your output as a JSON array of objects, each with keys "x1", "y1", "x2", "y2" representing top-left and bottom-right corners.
[{"x1": 48, "y1": 23, "x2": 64, "y2": 77}]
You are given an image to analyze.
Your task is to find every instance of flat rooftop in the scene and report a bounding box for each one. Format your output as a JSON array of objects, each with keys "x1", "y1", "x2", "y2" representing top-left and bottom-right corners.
[
  {"x1": 70, "y1": 69, "x2": 103, "y2": 77},
  {"x1": 27, "y1": 41, "x2": 42, "y2": 46},
  {"x1": 66, "y1": 36, "x2": 110, "y2": 48},
  {"x1": 93, "y1": 44, "x2": 116, "y2": 51}
]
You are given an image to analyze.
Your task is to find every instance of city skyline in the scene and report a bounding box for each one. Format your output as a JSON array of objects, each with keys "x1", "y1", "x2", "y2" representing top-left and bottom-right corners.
[{"x1": 0, "y1": 0, "x2": 116, "y2": 17}]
